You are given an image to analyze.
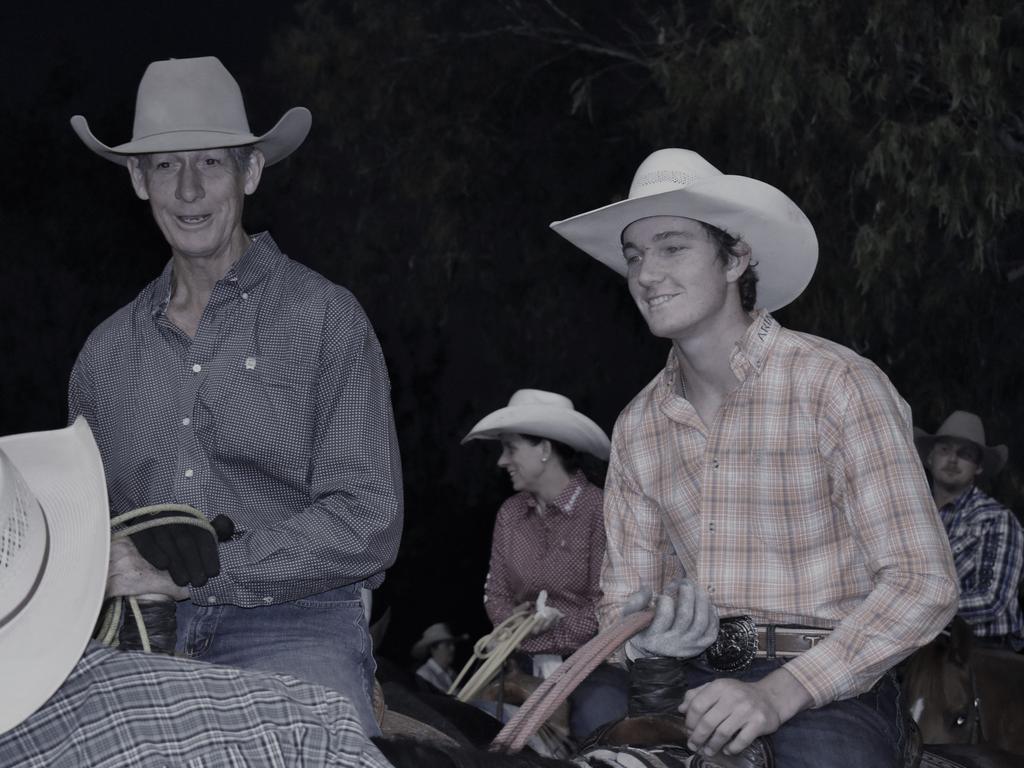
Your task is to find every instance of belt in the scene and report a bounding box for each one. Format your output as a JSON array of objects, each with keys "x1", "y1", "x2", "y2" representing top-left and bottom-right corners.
[{"x1": 703, "y1": 616, "x2": 832, "y2": 672}]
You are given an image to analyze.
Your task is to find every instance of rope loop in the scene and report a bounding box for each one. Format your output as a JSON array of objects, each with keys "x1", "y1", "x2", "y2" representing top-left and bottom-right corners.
[
  {"x1": 96, "y1": 504, "x2": 216, "y2": 653},
  {"x1": 449, "y1": 607, "x2": 541, "y2": 701}
]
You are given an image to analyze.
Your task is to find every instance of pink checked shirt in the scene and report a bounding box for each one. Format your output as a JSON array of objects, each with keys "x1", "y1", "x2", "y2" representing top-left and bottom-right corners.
[
  {"x1": 485, "y1": 471, "x2": 605, "y2": 655},
  {"x1": 600, "y1": 311, "x2": 959, "y2": 706}
]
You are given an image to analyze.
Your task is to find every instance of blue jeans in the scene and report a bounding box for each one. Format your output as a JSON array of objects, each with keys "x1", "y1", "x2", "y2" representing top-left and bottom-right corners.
[
  {"x1": 683, "y1": 658, "x2": 904, "y2": 768},
  {"x1": 175, "y1": 584, "x2": 379, "y2": 736},
  {"x1": 569, "y1": 663, "x2": 630, "y2": 741}
]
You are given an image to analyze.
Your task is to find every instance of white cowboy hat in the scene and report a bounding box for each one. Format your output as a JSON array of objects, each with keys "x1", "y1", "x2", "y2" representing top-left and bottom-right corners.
[
  {"x1": 412, "y1": 622, "x2": 467, "y2": 659},
  {"x1": 915, "y1": 410, "x2": 1008, "y2": 476},
  {"x1": 462, "y1": 389, "x2": 611, "y2": 461},
  {"x1": 0, "y1": 418, "x2": 109, "y2": 735},
  {"x1": 70, "y1": 56, "x2": 311, "y2": 167},
  {"x1": 550, "y1": 148, "x2": 819, "y2": 312}
]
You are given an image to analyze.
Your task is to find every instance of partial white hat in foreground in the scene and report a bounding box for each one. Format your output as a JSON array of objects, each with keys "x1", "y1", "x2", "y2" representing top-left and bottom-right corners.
[{"x1": 0, "y1": 418, "x2": 109, "y2": 735}]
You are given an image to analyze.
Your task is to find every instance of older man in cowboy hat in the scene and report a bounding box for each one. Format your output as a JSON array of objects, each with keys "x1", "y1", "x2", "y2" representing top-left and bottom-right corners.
[
  {"x1": 916, "y1": 410, "x2": 1024, "y2": 649},
  {"x1": 0, "y1": 420, "x2": 392, "y2": 767},
  {"x1": 551, "y1": 149, "x2": 959, "y2": 766},
  {"x1": 66, "y1": 56, "x2": 403, "y2": 732}
]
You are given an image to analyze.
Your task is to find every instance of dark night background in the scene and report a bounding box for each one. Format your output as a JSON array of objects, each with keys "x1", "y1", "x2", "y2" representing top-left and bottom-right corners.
[{"x1": 2, "y1": 0, "x2": 1022, "y2": 670}]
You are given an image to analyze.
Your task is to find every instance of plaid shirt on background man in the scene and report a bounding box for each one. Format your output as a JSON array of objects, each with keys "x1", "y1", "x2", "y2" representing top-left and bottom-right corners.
[{"x1": 939, "y1": 485, "x2": 1024, "y2": 647}]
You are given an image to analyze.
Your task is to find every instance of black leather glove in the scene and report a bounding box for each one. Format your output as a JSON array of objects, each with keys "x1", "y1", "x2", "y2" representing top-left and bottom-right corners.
[{"x1": 129, "y1": 511, "x2": 234, "y2": 588}]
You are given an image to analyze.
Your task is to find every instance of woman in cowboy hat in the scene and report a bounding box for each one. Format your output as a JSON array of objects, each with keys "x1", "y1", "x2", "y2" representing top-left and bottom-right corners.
[{"x1": 463, "y1": 389, "x2": 627, "y2": 740}]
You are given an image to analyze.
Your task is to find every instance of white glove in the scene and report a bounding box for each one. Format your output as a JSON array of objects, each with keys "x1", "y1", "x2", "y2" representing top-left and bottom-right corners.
[
  {"x1": 623, "y1": 580, "x2": 719, "y2": 660},
  {"x1": 529, "y1": 589, "x2": 564, "y2": 635}
]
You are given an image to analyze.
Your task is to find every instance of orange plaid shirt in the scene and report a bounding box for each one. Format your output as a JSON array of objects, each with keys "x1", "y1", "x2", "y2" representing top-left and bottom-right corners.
[{"x1": 600, "y1": 311, "x2": 958, "y2": 706}]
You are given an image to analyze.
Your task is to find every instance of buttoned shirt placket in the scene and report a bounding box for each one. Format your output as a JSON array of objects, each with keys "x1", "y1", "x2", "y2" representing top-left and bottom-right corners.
[{"x1": 151, "y1": 268, "x2": 250, "y2": 539}]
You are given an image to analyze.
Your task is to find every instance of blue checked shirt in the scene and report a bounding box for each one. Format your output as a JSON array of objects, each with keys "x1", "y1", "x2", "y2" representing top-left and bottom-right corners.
[
  {"x1": 938, "y1": 485, "x2": 1024, "y2": 647},
  {"x1": 68, "y1": 233, "x2": 403, "y2": 607},
  {"x1": 0, "y1": 642, "x2": 394, "y2": 767}
]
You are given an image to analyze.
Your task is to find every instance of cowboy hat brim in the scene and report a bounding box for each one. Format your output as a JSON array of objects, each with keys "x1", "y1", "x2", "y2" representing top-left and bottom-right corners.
[
  {"x1": 0, "y1": 418, "x2": 109, "y2": 735},
  {"x1": 550, "y1": 175, "x2": 818, "y2": 312},
  {"x1": 70, "y1": 107, "x2": 312, "y2": 167},
  {"x1": 462, "y1": 404, "x2": 611, "y2": 461},
  {"x1": 914, "y1": 434, "x2": 1008, "y2": 477},
  {"x1": 412, "y1": 634, "x2": 469, "y2": 660}
]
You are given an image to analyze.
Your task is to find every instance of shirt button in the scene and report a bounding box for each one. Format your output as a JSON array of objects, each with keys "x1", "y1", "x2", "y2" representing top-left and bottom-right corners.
[
  {"x1": 181, "y1": 417, "x2": 191, "y2": 426},
  {"x1": 191, "y1": 363, "x2": 202, "y2": 373},
  {"x1": 207, "y1": 596, "x2": 218, "y2": 604},
  {"x1": 184, "y1": 469, "x2": 194, "y2": 478},
  {"x1": 711, "y1": 458, "x2": 719, "y2": 469},
  {"x1": 241, "y1": 292, "x2": 249, "y2": 300},
  {"x1": 263, "y1": 596, "x2": 273, "y2": 604},
  {"x1": 708, "y1": 522, "x2": 716, "y2": 532},
  {"x1": 707, "y1": 585, "x2": 715, "y2": 594}
]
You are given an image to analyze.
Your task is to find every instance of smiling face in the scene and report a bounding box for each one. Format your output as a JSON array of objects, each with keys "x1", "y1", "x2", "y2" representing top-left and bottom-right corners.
[
  {"x1": 926, "y1": 438, "x2": 983, "y2": 494},
  {"x1": 622, "y1": 216, "x2": 749, "y2": 342},
  {"x1": 127, "y1": 147, "x2": 264, "y2": 264},
  {"x1": 496, "y1": 434, "x2": 548, "y2": 494}
]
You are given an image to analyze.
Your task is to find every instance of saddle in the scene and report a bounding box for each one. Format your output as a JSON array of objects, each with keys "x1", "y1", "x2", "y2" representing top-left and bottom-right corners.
[
  {"x1": 580, "y1": 714, "x2": 774, "y2": 768},
  {"x1": 576, "y1": 656, "x2": 774, "y2": 767}
]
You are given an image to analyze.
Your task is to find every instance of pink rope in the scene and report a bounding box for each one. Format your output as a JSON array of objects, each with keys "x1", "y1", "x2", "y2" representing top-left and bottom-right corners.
[{"x1": 490, "y1": 609, "x2": 654, "y2": 753}]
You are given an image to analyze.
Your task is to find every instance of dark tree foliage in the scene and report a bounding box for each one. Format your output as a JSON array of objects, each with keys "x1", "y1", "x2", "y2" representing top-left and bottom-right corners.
[
  {"x1": 1, "y1": 0, "x2": 1020, "y2": 659},
  {"x1": 260, "y1": 0, "x2": 1024, "y2": 654}
]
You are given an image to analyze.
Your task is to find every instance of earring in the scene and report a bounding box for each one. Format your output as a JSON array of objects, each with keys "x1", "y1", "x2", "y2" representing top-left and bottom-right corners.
[{"x1": 541, "y1": 456, "x2": 548, "y2": 463}]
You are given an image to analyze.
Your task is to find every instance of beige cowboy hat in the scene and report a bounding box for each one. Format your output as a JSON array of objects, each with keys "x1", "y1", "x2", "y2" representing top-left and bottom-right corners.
[
  {"x1": 0, "y1": 418, "x2": 109, "y2": 735},
  {"x1": 915, "y1": 410, "x2": 1008, "y2": 476},
  {"x1": 412, "y1": 622, "x2": 468, "y2": 660},
  {"x1": 550, "y1": 148, "x2": 819, "y2": 312},
  {"x1": 462, "y1": 389, "x2": 611, "y2": 461},
  {"x1": 70, "y1": 56, "x2": 311, "y2": 166}
]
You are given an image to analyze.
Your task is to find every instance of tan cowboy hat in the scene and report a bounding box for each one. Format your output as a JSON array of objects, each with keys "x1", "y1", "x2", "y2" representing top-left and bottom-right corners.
[
  {"x1": 70, "y1": 56, "x2": 311, "y2": 166},
  {"x1": 0, "y1": 418, "x2": 109, "y2": 735},
  {"x1": 412, "y1": 622, "x2": 467, "y2": 660},
  {"x1": 915, "y1": 410, "x2": 1008, "y2": 476},
  {"x1": 550, "y1": 148, "x2": 819, "y2": 312},
  {"x1": 462, "y1": 389, "x2": 611, "y2": 461}
]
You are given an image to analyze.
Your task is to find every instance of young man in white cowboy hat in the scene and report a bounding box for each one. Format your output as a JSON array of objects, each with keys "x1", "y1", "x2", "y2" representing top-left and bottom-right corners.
[
  {"x1": 916, "y1": 410, "x2": 1024, "y2": 649},
  {"x1": 551, "y1": 148, "x2": 959, "y2": 766},
  {"x1": 0, "y1": 420, "x2": 392, "y2": 767},
  {"x1": 67, "y1": 56, "x2": 402, "y2": 732}
]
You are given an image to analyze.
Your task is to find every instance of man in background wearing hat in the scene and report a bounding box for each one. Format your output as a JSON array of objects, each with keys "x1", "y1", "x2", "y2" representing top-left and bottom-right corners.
[
  {"x1": 552, "y1": 149, "x2": 958, "y2": 766},
  {"x1": 917, "y1": 410, "x2": 1024, "y2": 649},
  {"x1": 0, "y1": 420, "x2": 392, "y2": 767},
  {"x1": 66, "y1": 56, "x2": 402, "y2": 732},
  {"x1": 413, "y1": 622, "x2": 463, "y2": 693}
]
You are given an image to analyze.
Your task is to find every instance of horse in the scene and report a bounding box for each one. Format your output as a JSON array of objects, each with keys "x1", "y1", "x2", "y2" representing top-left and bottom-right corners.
[{"x1": 902, "y1": 617, "x2": 1024, "y2": 762}]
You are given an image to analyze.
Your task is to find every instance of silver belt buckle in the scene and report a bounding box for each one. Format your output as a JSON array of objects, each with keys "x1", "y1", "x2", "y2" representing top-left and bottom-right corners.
[{"x1": 704, "y1": 616, "x2": 757, "y2": 672}]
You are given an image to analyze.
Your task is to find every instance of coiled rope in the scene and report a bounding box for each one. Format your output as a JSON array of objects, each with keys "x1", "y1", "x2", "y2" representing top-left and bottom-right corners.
[
  {"x1": 490, "y1": 609, "x2": 655, "y2": 754},
  {"x1": 94, "y1": 504, "x2": 216, "y2": 653},
  {"x1": 448, "y1": 605, "x2": 543, "y2": 702}
]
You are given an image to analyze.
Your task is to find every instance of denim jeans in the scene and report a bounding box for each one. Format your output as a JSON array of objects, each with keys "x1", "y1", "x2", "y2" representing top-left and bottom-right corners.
[
  {"x1": 569, "y1": 663, "x2": 630, "y2": 741},
  {"x1": 175, "y1": 584, "x2": 380, "y2": 736},
  {"x1": 683, "y1": 657, "x2": 904, "y2": 768}
]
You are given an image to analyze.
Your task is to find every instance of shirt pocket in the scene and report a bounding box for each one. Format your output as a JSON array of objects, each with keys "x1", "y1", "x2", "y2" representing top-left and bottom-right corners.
[{"x1": 203, "y1": 353, "x2": 314, "y2": 469}]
